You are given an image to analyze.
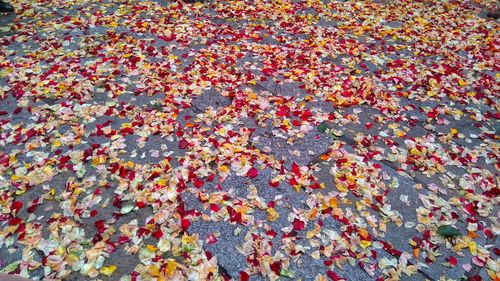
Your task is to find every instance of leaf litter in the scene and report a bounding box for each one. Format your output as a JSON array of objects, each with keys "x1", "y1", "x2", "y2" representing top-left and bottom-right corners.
[{"x1": 0, "y1": 0, "x2": 498, "y2": 280}]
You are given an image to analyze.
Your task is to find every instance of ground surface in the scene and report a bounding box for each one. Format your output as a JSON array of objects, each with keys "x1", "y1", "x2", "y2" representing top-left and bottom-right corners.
[{"x1": 0, "y1": 0, "x2": 499, "y2": 280}]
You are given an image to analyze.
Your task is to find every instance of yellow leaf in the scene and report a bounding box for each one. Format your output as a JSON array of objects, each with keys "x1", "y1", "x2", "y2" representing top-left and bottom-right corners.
[
  {"x1": 53, "y1": 140, "x2": 62, "y2": 148},
  {"x1": 146, "y1": 244, "x2": 157, "y2": 252},
  {"x1": 181, "y1": 233, "x2": 195, "y2": 244},
  {"x1": 358, "y1": 228, "x2": 369, "y2": 240},
  {"x1": 56, "y1": 246, "x2": 65, "y2": 255},
  {"x1": 92, "y1": 155, "x2": 106, "y2": 166},
  {"x1": 395, "y1": 130, "x2": 405, "y2": 137},
  {"x1": 335, "y1": 182, "x2": 348, "y2": 193},
  {"x1": 355, "y1": 200, "x2": 364, "y2": 211},
  {"x1": 309, "y1": 208, "x2": 317, "y2": 220},
  {"x1": 66, "y1": 254, "x2": 79, "y2": 263},
  {"x1": 165, "y1": 259, "x2": 177, "y2": 277},
  {"x1": 413, "y1": 248, "x2": 420, "y2": 259},
  {"x1": 266, "y1": 208, "x2": 279, "y2": 221},
  {"x1": 329, "y1": 197, "x2": 338, "y2": 208},
  {"x1": 218, "y1": 165, "x2": 228, "y2": 173},
  {"x1": 346, "y1": 174, "x2": 356, "y2": 183},
  {"x1": 147, "y1": 264, "x2": 160, "y2": 277},
  {"x1": 469, "y1": 241, "x2": 477, "y2": 256},
  {"x1": 458, "y1": 79, "x2": 466, "y2": 86},
  {"x1": 306, "y1": 229, "x2": 315, "y2": 239},
  {"x1": 410, "y1": 148, "x2": 421, "y2": 156},
  {"x1": 428, "y1": 78, "x2": 438, "y2": 88},
  {"x1": 450, "y1": 128, "x2": 457, "y2": 135},
  {"x1": 360, "y1": 240, "x2": 371, "y2": 248},
  {"x1": 100, "y1": 265, "x2": 117, "y2": 277}
]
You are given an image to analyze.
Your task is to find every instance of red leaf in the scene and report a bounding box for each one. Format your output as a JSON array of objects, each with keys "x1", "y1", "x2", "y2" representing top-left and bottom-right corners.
[
  {"x1": 447, "y1": 256, "x2": 457, "y2": 267},
  {"x1": 247, "y1": 167, "x2": 259, "y2": 178},
  {"x1": 207, "y1": 173, "x2": 215, "y2": 181},
  {"x1": 11, "y1": 201, "x2": 23, "y2": 213},
  {"x1": 181, "y1": 218, "x2": 190, "y2": 231},
  {"x1": 59, "y1": 155, "x2": 71, "y2": 164},
  {"x1": 268, "y1": 180, "x2": 279, "y2": 188},
  {"x1": 26, "y1": 129, "x2": 36, "y2": 138},
  {"x1": 270, "y1": 261, "x2": 281, "y2": 275},
  {"x1": 193, "y1": 179, "x2": 204, "y2": 188},
  {"x1": 178, "y1": 139, "x2": 189, "y2": 149},
  {"x1": 16, "y1": 224, "x2": 26, "y2": 234},
  {"x1": 209, "y1": 203, "x2": 220, "y2": 212},
  {"x1": 309, "y1": 182, "x2": 321, "y2": 189},
  {"x1": 128, "y1": 170, "x2": 136, "y2": 181},
  {"x1": 205, "y1": 251, "x2": 213, "y2": 261},
  {"x1": 26, "y1": 204, "x2": 38, "y2": 213},
  {"x1": 105, "y1": 241, "x2": 117, "y2": 254},
  {"x1": 206, "y1": 234, "x2": 218, "y2": 244},
  {"x1": 9, "y1": 217, "x2": 22, "y2": 226},
  {"x1": 492, "y1": 248, "x2": 500, "y2": 255},
  {"x1": 239, "y1": 271, "x2": 250, "y2": 281},
  {"x1": 152, "y1": 229, "x2": 163, "y2": 239},
  {"x1": 464, "y1": 203, "x2": 477, "y2": 216},
  {"x1": 483, "y1": 228, "x2": 494, "y2": 238},
  {"x1": 276, "y1": 105, "x2": 290, "y2": 116},
  {"x1": 327, "y1": 270, "x2": 343, "y2": 281},
  {"x1": 118, "y1": 236, "x2": 130, "y2": 244},
  {"x1": 266, "y1": 230, "x2": 277, "y2": 237},
  {"x1": 119, "y1": 167, "x2": 128, "y2": 178},
  {"x1": 95, "y1": 220, "x2": 106, "y2": 233},
  {"x1": 288, "y1": 177, "x2": 298, "y2": 186},
  {"x1": 292, "y1": 219, "x2": 305, "y2": 231},
  {"x1": 337, "y1": 158, "x2": 348, "y2": 164}
]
